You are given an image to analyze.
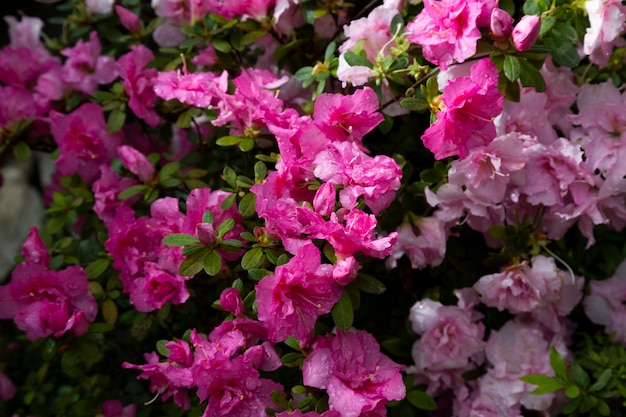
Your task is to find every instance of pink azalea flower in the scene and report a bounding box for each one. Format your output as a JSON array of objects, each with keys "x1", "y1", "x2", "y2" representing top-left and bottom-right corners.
[
  {"x1": 339, "y1": 3, "x2": 400, "y2": 61},
  {"x1": 118, "y1": 145, "x2": 156, "y2": 183},
  {"x1": 406, "y1": 0, "x2": 482, "y2": 70},
  {"x1": 117, "y1": 45, "x2": 161, "y2": 127},
  {"x1": 60, "y1": 32, "x2": 118, "y2": 95},
  {"x1": 129, "y1": 262, "x2": 190, "y2": 312},
  {"x1": 0, "y1": 258, "x2": 97, "y2": 341},
  {"x1": 92, "y1": 165, "x2": 140, "y2": 227},
  {"x1": 583, "y1": 0, "x2": 626, "y2": 67},
  {"x1": 4, "y1": 16, "x2": 47, "y2": 55},
  {"x1": 153, "y1": 68, "x2": 228, "y2": 108},
  {"x1": 219, "y1": 287, "x2": 245, "y2": 316},
  {"x1": 102, "y1": 400, "x2": 137, "y2": 417},
  {"x1": 0, "y1": 85, "x2": 37, "y2": 129},
  {"x1": 0, "y1": 371, "x2": 16, "y2": 401},
  {"x1": 50, "y1": 102, "x2": 122, "y2": 182},
  {"x1": 302, "y1": 330, "x2": 405, "y2": 417},
  {"x1": 409, "y1": 298, "x2": 485, "y2": 393},
  {"x1": 20, "y1": 227, "x2": 50, "y2": 266},
  {"x1": 86, "y1": 0, "x2": 114, "y2": 15},
  {"x1": 511, "y1": 15, "x2": 541, "y2": 51},
  {"x1": 255, "y1": 244, "x2": 342, "y2": 343},
  {"x1": 421, "y1": 58, "x2": 503, "y2": 159},
  {"x1": 115, "y1": 6, "x2": 142, "y2": 34},
  {"x1": 0, "y1": 45, "x2": 59, "y2": 88},
  {"x1": 387, "y1": 216, "x2": 448, "y2": 269},
  {"x1": 584, "y1": 259, "x2": 626, "y2": 345}
]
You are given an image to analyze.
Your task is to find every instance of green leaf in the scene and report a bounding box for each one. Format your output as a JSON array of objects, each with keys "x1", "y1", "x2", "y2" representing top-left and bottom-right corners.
[
  {"x1": 131, "y1": 314, "x2": 154, "y2": 339},
  {"x1": 163, "y1": 233, "x2": 200, "y2": 246},
  {"x1": 517, "y1": 58, "x2": 546, "y2": 92},
  {"x1": 107, "y1": 108, "x2": 126, "y2": 133},
  {"x1": 223, "y1": 167, "x2": 237, "y2": 188},
  {"x1": 503, "y1": 55, "x2": 522, "y2": 82},
  {"x1": 102, "y1": 299, "x2": 118, "y2": 325},
  {"x1": 239, "y1": 192, "x2": 257, "y2": 217},
  {"x1": 248, "y1": 268, "x2": 271, "y2": 281},
  {"x1": 238, "y1": 138, "x2": 255, "y2": 152},
  {"x1": 564, "y1": 385, "x2": 580, "y2": 399},
  {"x1": 42, "y1": 339, "x2": 57, "y2": 361},
  {"x1": 212, "y1": 39, "x2": 231, "y2": 53},
  {"x1": 216, "y1": 136, "x2": 242, "y2": 146},
  {"x1": 550, "y1": 346, "x2": 568, "y2": 381},
  {"x1": 571, "y1": 363, "x2": 590, "y2": 388},
  {"x1": 85, "y1": 258, "x2": 110, "y2": 279},
  {"x1": 400, "y1": 97, "x2": 430, "y2": 112},
  {"x1": 597, "y1": 399, "x2": 611, "y2": 416},
  {"x1": 156, "y1": 340, "x2": 172, "y2": 356},
  {"x1": 280, "y1": 352, "x2": 304, "y2": 366},
  {"x1": 520, "y1": 374, "x2": 565, "y2": 394},
  {"x1": 159, "y1": 161, "x2": 179, "y2": 179},
  {"x1": 343, "y1": 51, "x2": 373, "y2": 68},
  {"x1": 118, "y1": 184, "x2": 147, "y2": 199},
  {"x1": 242, "y1": 247, "x2": 264, "y2": 270},
  {"x1": 179, "y1": 250, "x2": 208, "y2": 276},
  {"x1": 61, "y1": 350, "x2": 81, "y2": 378},
  {"x1": 324, "y1": 41, "x2": 337, "y2": 61},
  {"x1": 284, "y1": 336, "x2": 301, "y2": 351},
  {"x1": 354, "y1": 273, "x2": 386, "y2": 294},
  {"x1": 545, "y1": 38, "x2": 580, "y2": 68},
  {"x1": 217, "y1": 218, "x2": 235, "y2": 238},
  {"x1": 203, "y1": 250, "x2": 222, "y2": 276},
  {"x1": 390, "y1": 14, "x2": 404, "y2": 35},
  {"x1": 240, "y1": 30, "x2": 267, "y2": 46},
  {"x1": 13, "y1": 141, "x2": 32, "y2": 161},
  {"x1": 331, "y1": 290, "x2": 354, "y2": 331},
  {"x1": 590, "y1": 369, "x2": 612, "y2": 392},
  {"x1": 294, "y1": 66, "x2": 313, "y2": 81},
  {"x1": 407, "y1": 390, "x2": 437, "y2": 410}
]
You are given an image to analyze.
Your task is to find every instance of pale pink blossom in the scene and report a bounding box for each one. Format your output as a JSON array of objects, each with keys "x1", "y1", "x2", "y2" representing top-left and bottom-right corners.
[
  {"x1": 511, "y1": 15, "x2": 541, "y2": 51},
  {"x1": 86, "y1": 0, "x2": 114, "y2": 15},
  {"x1": 583, "y1": 0, "x2": 626, "y2": 67},
  {"x1": 4, "y1": 16, "x2": 47, "y2": 54},
  {"x1": 387, "y1": 216, "x2": 447, "y2": 269}
]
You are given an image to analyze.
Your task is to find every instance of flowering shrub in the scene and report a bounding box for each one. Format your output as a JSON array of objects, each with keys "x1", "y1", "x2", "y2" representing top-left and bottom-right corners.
[{"x1": 1, "y1": 0, "x2": 626, "y2": 416}]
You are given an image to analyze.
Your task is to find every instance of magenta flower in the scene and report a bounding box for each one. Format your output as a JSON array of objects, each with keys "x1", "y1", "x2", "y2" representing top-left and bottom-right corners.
[
  {"x1": 255, "y1": 244, "x2": 342, "y2": 343},
  {"x1": 117, "y1": 45, "x2": 161, "y2": 127},
  {"x1": 406, "y1": 0, "x2": 482, "y2": 70},
  {"x1": 50, "y1": 102, "x2": 122, "y2": 182},
  {"x1": 102, "y1": 400, "x2": 137, "y2": 417},
  {"x1": 92, "y1": 165, "x2": 139, "y2": 227},
  {"x1": 118, "y1": 145, "x2": 156, "y2": 182},
  {"x1": 60, "y1": 31, "x2": 118, "y2": 95},
  {"x1": 153, "y1": 68, "x2": 228, "y2": 108},
  {"x1": 219, "y1": 288, "x2": 245, "y2": 316},
  {"x1": 0, "y1": 261, "x2": 97, "y2": 341},
  {"x1": 421, "y1": 58, "x2": 503, "y2": 159},
  {"x1": 0, "y1": 371, "x2": 16, "y2": 401},
  {"x1": 302, "y1": 330, "x2": 405, "y2": 417},
  {"x1": 115, "y1": 5, "x2": 142, "y2": 34}
]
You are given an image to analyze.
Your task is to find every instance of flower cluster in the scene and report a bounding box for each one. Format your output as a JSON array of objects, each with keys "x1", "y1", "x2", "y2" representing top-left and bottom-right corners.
[{"x1": 1, "y1": 1, "x2": 626, "y2": 417}]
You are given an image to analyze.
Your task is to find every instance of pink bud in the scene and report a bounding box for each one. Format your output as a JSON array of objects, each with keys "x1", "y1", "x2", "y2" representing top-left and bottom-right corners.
[
  {"x1": 115, "y1": 6, "x2": 142, "y2": 34},
  {"x1": 118, "y1": 145, "x2": 155, "y2": 182},
  {"x1": 219, "y1": 287, "x2": 245, "y2": 316},
  {"x1": 196, "y1": 223, "x2": 218, "y2": 244},
  {"x1": 21, "y1": 227, "x2": 50, "y2": 266},
  {"x1": 313, "y1": 182, "x2": 336, "y2": 217},
  {"x1": 490, "y1": 8, "x2": 513, "y2": 39},
  {"x1": 332, "y1": 256, "x2": 360, "y2": 286},
  {"x1": 512, "y1": 15, "x2": 541, "y2": 51}
]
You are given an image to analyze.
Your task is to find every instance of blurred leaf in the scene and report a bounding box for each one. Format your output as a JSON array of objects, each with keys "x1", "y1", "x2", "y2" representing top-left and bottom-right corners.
[
  {"x1": 107, "y1": 108, "x2": 126, "y2": 133},
  {"x1": 13, "y1": 141, "x2": 32, "y2": 161},
  {"x1": 102, "y1": 299, "x2": 118, "y2": 325},
  {"x1": 520, "y1": 374, "x2": 565, "y2": 394},
  {"x1": 163, "y1": 233, "x2": 200, "y2": 246},
  {"x1": 406, "y1": 390, "x2": 437, "y2": 411},
  {"x1": 156, "y1": 340, "x2": 172, "y2": 357},
  {"x1": 354, "y1": 273, "x2": 386, "y2": 294},
  {"x1": 343, "y1": 51, "x2": 373, "y2": 68},
  {"x1": 331, "y1": 290, "x2": 354, "y2": 331}
]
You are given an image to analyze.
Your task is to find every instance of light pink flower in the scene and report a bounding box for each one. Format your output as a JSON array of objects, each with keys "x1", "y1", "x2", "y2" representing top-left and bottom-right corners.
[
  {"x1": 153, "y1": 69, "x2": 228, "y2": 108},
  {"x1": 583, "y1": 0, "x2": 626, "y2": 67},
  {"x1": 585, "y1": 259, "x2": 626, "y2": 345},
  {"x1": 489, "y1": 8, "x2": 513, "y2": 39},
  {"x1": 302, "y1": 330, "x2": 405, "y2": 417},
  {"x1": 61, "y1": 32, "x2": 118, "y2": 95},
  {"x1": 86, "y1": 0, "x2": 114, "y2": 15},
  {"x1": 409, "y1": 298, "x2": 485, "y2": 393},
  {"x1": 115, "y1": 6, "x2": 142, "y2": 34},
  {"x1": 406, "y1": 0, "x2": 482, "y2": 70},
  {"x1": 421, "y1": 58, "x2": 503, "y2": 159},
  {"x1": 339, "y1": 3, "x2": 399, "y2": 61},
  {"x1": 387, "y1": 217, "x2": 447, "y2": 269},
  {"x1": 4, "y1": 16, "x2": 47, "y2": 54}
]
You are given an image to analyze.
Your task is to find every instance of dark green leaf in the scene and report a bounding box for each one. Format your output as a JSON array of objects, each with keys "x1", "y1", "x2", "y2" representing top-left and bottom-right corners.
[
  {"x1": 590, "y1": 369, "x2": 613, "y2": 392},
  {"x1": 242, "y1": 247, "x2": 264, "y2": 270},
  {"x1": 331, "y1": 290, "x2": 354, "y2": 331},
  {"x1": 85, "y1": 258, "x2": 110, "y2": 279},
  {"x1": 107, "y1": 108, "x2": 126, "y2": 133},
  {"x1": 179, "y1": 250, "x2": 208, "y2": 276},
  {"x1": 203, "y1": 250, "x2": 222, "y2": 276},
  {"x1": 390, "y1": 14, "x2": 404, "y2": 35},
  {"x1": 400, "y1": 97, "x2": 430, "y2": 112},
  {"x1": 248, "y1": 268, "x2": 271, "y2": 281},
  {"x1": 102, "y1": 299, "x2": 118, "y2": 324},
  {"x1": 212, "y1": 39, "x2": 231, "y2": 53},
  {"x1": 156, "y1": 340, "x2": 172, "y2": 356},
  {"x1": 503, "y1": 55, "x2": 522, "y2": 81},
  {"x1": 118, "y1": 184, "x2": 147, "y2": 199},
  {"x1": 517, "y1": 58, "x2": 546, "y2": 92},
  {"x1": 572, "y1": 363, "x2": 590, "y2": 388},
  {"x1": 406, "y1": 390, "x2": 437, "y2": 411},
  {"x1": 343, "y1": 51, "x2": 373, "y2": 68},
  {"x1": 159, "y1": 161, "x2": 179, "y2": 179},
  {"x1": 354, "y1": 273, "x2": 386, "y2": 294}
]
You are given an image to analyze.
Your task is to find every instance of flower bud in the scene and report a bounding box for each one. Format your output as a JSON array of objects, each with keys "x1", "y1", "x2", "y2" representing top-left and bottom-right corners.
[
  {"x1": 512, "y1": 15, "x2": 541, "y2": 51},
  {"x1": 196, "y1": 223, "x2": 218, "y2": 245},
  {"x1": 115, "y1": 6, "x2": 142, "y2": 34},
  {"x1": 219, "y1": 287, "x2": 245, "y2": 316},
  {"x1": 490, "y1": 8, "x2": 514, "y2": 39},
  {"x1": 118, "y1": 145, "x2": 156, "y2": 183},
  {"x1": 313, "y1": 182, "x2": 336, "y2": 217}
]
